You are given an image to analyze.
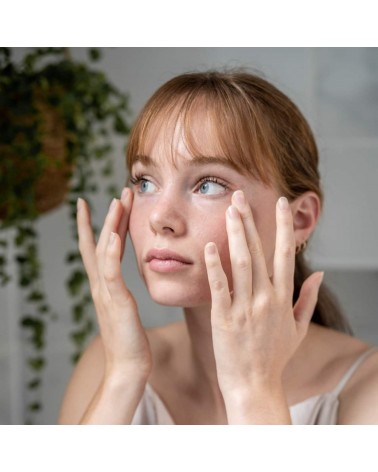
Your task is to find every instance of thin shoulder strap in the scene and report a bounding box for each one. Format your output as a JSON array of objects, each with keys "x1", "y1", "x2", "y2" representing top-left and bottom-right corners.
[{"x1": 332, "y1": 346, "x2": 378, "y2": 397}]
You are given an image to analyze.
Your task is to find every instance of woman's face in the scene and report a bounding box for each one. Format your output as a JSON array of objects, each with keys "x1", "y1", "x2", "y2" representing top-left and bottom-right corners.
[{"x1": 128, "y1": 119, "x2": 280, "y2": 308}]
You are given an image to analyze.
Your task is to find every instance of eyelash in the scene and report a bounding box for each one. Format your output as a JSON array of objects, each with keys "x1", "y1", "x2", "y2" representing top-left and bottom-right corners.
[
  {"x1": 129, "y1": 174, "x2": 229, "y2": 192},
  {"x1": 129, "y1": 173, "x2": 145, "y2": 186},
  {"x1": 196, "y1": 176, "x2": 228, "y2": 192}
]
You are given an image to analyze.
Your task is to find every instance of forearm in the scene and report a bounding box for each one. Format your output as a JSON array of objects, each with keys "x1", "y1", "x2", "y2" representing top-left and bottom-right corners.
[
  {"x1": 80, "y1": 372, "x2": 147, "y2": 425},
  {"x1": 224, "y1": 382, "x2": 292, "y2": 425}
]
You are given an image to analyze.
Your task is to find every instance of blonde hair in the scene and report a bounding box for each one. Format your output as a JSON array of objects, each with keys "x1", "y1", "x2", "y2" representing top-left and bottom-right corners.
[{"x1": 126, "y1": 69, "x2": 352, "y2": 333}]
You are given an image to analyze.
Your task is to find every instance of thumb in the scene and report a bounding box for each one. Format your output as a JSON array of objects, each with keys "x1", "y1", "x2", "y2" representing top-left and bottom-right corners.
[{"x1": 293, "y1": 271, "x2": 324, "y2": 329}]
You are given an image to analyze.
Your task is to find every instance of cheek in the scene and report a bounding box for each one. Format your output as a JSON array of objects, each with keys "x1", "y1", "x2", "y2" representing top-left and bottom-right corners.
[
  {"x1": 128, "y1": 202, "x2": 146, "y2": 255},
  {"x1": 253, "y1": 212, "x2": 277, "y2": 277},
  {"x1": 128, "y1": 205, "x2": 138, "y2": 240},
  {"x1": 197, "y1": 213, "x2": 232, "y2": 279}
]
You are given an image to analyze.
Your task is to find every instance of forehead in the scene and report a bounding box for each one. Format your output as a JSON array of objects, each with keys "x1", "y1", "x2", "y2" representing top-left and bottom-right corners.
[
  {"x1": 137, "y1": 105, "x2": 227, "y2": 167},
  {"x1": 127, "y1": 91, "x2": 276, "y2": 189}
]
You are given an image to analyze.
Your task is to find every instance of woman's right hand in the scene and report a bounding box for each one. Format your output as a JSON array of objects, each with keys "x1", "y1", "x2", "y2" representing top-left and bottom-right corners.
[{"x1": 77, "y1": 187, "x2": 152, "y2": 382}]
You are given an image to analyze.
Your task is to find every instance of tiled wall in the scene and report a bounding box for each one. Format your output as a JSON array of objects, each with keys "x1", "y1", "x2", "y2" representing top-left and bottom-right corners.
[{"x1": 1, "y1": 48, "x2": 377, "y2": 424}]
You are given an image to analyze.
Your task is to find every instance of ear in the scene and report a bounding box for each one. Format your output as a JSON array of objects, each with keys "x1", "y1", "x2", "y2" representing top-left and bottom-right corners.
[{"x1": 290, "y1": 192, "x2": 321, "y2": 246}]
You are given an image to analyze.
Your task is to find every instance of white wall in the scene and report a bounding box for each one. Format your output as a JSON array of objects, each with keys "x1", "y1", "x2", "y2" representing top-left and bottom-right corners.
[{"x1": 1, "y1": 47, "x2": 377, "y2": 424}]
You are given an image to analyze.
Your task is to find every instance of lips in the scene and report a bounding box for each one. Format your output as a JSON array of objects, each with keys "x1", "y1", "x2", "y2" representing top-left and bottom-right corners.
[{"x1": 145, "y1": 248, "x2": 193, "y2": 265}]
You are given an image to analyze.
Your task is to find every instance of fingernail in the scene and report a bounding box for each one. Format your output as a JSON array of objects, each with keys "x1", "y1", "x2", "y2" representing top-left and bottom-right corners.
[
  {"x1": 318, "y1": 271, "x2": 325, "y2": 285},
  {"x1": 278, "y1": 196, "x2": 289, "y2": 211},
  {"x1": 109, "y1": 198, "x2": 117, "y2": 212},
  {"x1": 234, "y1": 190, "x2": 245, "y2": 206},
  {"x1": 109, "y1": 232, "x2": 116, "y2": 245},
  {"x1": 77, "y1": 198, "x2": 82, "y2": 211},
  {"x1": 121, "y1": 187, "x2": 129, "y2": 201},
  {"x1": 227, "y1": 205, "x2": 238, "y2": 219},
  {"x1": 206, "y1": 242, "x2": 216, "y2": 255}
]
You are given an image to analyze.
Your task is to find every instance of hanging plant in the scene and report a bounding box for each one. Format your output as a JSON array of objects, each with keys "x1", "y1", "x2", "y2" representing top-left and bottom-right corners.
[{"x1": 0, "y1": 47, "x2": 131, "y2": 423}]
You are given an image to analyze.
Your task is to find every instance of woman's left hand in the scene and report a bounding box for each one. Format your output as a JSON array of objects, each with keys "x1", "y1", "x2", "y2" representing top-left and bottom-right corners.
[{"x1": 204, "y1": 190, "x2": 324, "y2": 423}]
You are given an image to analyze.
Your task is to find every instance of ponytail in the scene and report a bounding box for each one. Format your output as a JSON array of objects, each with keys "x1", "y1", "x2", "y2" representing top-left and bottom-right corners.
[{"x1": 294, "y1": 254, "x2": 353, "y2": 334}]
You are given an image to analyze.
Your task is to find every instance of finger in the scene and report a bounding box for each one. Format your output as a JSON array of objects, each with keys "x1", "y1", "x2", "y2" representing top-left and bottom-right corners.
[
  {"x1": 225, "y1": 204, "x2": 252, "y2": 303},
  {"x1": 231, "y1": 190, "x2": 270, "y2": 294},
  {"x1": 272, "y1": 197, "x2": 296, "y2": 300},
  {"x1": 204, "y1": 242, "x2": 232, "y2": 317},
  {"x1": 293, "y1": 272, "x2": 324, "y2": 333},
  {"x1": 77, "y1": 198, "x2": 98, "y2": 286},
  {"x1": 96, "y1": 197, "x2": 124, "y2": 268},
  {"x1": 103, "y1": 231, "x2": 134, "y2": 307},
  {"x1": 118, "y1": 187, "x2": 133, "y2": 259}
]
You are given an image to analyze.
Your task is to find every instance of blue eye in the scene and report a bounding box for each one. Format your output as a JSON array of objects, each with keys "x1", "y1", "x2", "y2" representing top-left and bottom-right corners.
[
  {"x1": 198, "y1": 178, "x2": 227, "y2": 195},
  {"x1": 140, "y1": 179, "x2": 152, "y2": 192},
  {"x1": 130, "y1": 175, "x2": 157, "y2": 193}
]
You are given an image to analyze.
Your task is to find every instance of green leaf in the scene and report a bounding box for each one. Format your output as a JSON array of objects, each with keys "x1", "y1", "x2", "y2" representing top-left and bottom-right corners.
[
  {"x1": 0, "y1": 274, "x2": 11, "y2": 285},
  {"x1": 113, "y1": 114, "x2": 128, "y2": 134},
  {"x1": 28, "y1": 401, "x2": 42, "y2": 412},
  {"x1": 88, "y1": 48, "x2": 101, "y2": 62},
  {"x1": 27, "y1": 290, "x2": 44, "y2": 302},
  {"x1": 21, "y1": 316, "x2": 43, "y2": 329},
  {"x1": 71, "y1": 352, "x2": 80, "y2": 364},
  {"x1": 101, "y1": 162, "x2": 113, "y2": 177},
  {"x1": 28, "y1": 378, "x2": 41, "y2": 390},
  {"x1": 70, "y1": 330, "x2": 86, "y2": 346},
  {"x1": 67, "y1": 269, "x2": 86, "y2": 296},
  {"x1": 28, "y1": 357, "x2": 45, "y2": 371},
  {"x1": 72, "y1": 303, "x2": 84, "y2": 323},
  {"x1": 65, "y1": 251, "x2": 81, "y2": 263},
  {"x1": 106, "y1": 184, "x2": 118, "y2": 197}
]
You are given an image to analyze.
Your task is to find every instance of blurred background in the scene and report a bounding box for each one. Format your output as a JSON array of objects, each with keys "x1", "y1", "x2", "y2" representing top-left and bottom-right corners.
[{"x1": 1, "y1": 47, "x2": 377, "y2": 424}]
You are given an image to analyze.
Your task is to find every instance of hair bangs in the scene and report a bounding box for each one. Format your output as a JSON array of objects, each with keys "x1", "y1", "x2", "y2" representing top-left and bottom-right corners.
[{"x1": 126, "y1": 75, "x2": 278, "y2": 187}]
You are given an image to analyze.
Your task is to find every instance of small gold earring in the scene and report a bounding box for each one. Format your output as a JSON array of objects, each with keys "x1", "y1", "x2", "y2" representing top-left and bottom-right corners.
[{"x1": 296, "y1": 241, "x2": 307, "y2": 254}]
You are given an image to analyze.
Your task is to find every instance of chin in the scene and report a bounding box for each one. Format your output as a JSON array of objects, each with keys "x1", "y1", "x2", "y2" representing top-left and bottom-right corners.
[{"x1": 147, "y1": 283, "x2": 211, "y2": 308}]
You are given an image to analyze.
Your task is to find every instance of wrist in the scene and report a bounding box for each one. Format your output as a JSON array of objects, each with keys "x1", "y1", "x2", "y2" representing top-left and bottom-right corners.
[
  {"x1": 104, "y1": 363, "x2": 151, "y2": 388},
  {"x1": 80, "y1": 373, "x2": 148, "y2": 425},
  {"x1": 222, "y1": 379, "x2": 291, "y2": 425}
]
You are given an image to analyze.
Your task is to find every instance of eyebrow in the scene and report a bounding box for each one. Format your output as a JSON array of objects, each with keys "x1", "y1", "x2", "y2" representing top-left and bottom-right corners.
[{"x1": 132, "y1": 154, "x2": 239, "y2": 171}]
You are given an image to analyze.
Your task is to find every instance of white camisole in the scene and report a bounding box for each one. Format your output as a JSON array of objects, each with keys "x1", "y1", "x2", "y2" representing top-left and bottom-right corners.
[{"x1": 131, "y1": 346, "x2": 378, "y2": 425}]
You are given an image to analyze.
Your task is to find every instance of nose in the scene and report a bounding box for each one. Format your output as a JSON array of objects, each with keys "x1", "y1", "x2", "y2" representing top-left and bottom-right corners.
[{"x1": 149, "y1": 193, "x2": 187, "y2": 237}]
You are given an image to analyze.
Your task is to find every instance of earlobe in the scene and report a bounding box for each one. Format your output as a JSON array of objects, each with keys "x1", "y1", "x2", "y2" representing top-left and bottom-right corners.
[{"x1": 290, "y1": 192, "x2": 321, "y2": 246}]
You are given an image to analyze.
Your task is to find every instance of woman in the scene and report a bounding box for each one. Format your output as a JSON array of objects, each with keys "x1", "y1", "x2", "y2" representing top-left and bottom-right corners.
[{"x1": 59, "y1": 70, "x2": 378, "y2": 424}]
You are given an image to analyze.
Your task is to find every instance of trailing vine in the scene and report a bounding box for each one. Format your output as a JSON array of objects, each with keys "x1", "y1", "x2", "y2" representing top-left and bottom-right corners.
[{"x1": 0, "y1": 47, "x2": 131, "y2": 422}]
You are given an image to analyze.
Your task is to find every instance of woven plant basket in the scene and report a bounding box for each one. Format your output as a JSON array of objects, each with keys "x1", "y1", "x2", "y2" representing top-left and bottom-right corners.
[
  {"x1": 0, "y1": 99, "x2": 72, "y2": 221},
  {"x1": 32, "y1": 101, "x2": 72, "y2": 214}
]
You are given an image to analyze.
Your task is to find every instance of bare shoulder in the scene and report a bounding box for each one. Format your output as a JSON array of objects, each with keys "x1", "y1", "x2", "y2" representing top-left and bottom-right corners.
[
  {"x1": 59, "y1": 322, "x2": 185, "y2": 424},
  {"x1": 59, "y1": 334, "x2": 105, "y2": 424},
  {"x1": 309, "y1": 323, "x2": 378, "y2": 424},
  {"x1": 335, "y1": 334, "x2": 378, "y2": 424}
]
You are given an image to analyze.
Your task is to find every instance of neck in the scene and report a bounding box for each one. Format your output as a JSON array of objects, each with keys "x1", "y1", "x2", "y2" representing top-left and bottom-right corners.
[{"x1": 183, "y1": 305, "x2": 224, "y2": 400}]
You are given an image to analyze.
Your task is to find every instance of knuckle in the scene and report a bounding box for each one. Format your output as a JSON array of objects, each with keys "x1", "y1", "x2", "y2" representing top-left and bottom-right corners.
[
  {"x1": 281, "y1": 244, "x2": 295, "y2": 259},
  {"x1": 207, "y1": 257, "x2": 219, "y2": 269},
  {"x1": 211, "y1": 278, "x2": 226, "y2": 292},
  {"x1": 234, "y1": 312, "x2": 248, "y2": 330},
  {"x1": 229, "y1": 220, "x2": 241, "y2": 234},
  {"x1": 241, "y1": 210, "x2": 253, "y2": 224},
  {"x1": 103, "y1": 267, "x2": 118, "y2": 283},
  {"x1": 254, "y1": 293, "x2": 272, "y2": 312},
  {"x1": 248, "y1": 242, "x2": 263, "y2": 256},
  {"x1": 235, "y1": 256, "x2": 250, "y2": 271}
]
